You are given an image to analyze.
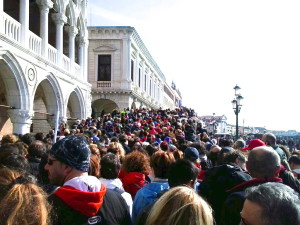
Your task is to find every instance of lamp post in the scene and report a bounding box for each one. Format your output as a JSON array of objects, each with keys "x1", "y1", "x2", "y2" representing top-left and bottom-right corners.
[{"x1": 231, "y1": 85, "x2": 243, "y2": 140}]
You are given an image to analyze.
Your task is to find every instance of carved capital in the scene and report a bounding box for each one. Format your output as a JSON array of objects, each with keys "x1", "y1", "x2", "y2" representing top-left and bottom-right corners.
[
  {"x1": 37, "y1": 0, "x2": 53, "y2": 11},
  {"x1": 7, "y1": 109, "x2": 34, "y2": 124},
  {"x1": 51, "y1": 13, "x2": 67, "y2": 25},
  {"x1": 65, "y1": 26, "x2": 78, "y2": 37}
]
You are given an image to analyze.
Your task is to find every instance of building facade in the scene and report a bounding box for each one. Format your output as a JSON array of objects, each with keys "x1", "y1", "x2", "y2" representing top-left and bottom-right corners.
[
  {"x1": 88, "y1": 26, "x2": 181, "y2": 117},
  {"x1": 0, "y1": 0, "x2": 91, "y2": 136}
]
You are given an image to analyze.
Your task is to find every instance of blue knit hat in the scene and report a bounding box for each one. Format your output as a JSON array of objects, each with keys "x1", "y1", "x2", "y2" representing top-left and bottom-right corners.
[{"x1": 49, "y1": 136, "x2": 91, "y2": 172}]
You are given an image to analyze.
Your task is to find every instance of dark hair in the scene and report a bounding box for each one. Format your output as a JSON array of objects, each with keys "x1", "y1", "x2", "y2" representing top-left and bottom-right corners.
[
  {"x1": 245, "y1": 182, "x2": 300, "y2": 225},
  {"x1": 28, "y1": 141, "x2": 46, "y2": 158},
  {"x1": 145, "y1": 145, "x2": 158, "y2": 157},
  {"x1": 223, "y1": 150, "x2": 246, "y2": 164},
  {"x1": 21, "y1": 133, "x2": 35, "y2": 146},
  {"x1": 35, "y1": 133, "x2": 44, "y2": 141},
  {"x1": 100, "y1": 153, "x2": 121, "y2": 179},
  {"x1": 289, "y1": 155, "x2": 300, "y2": 165},
  {"x1": 168, "y1": 159, "x2": 199, "y2": 188}
]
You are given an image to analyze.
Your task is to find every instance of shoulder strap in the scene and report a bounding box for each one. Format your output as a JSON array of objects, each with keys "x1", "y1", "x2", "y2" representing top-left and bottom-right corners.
[{"x1": 113, "y1": 187, "x2": 125, "y2": 195}]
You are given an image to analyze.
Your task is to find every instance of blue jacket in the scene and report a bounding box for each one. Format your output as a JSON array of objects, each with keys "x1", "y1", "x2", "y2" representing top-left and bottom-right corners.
[{"x1": 132, "y1": 181, "x2": 169, "y2": 222}]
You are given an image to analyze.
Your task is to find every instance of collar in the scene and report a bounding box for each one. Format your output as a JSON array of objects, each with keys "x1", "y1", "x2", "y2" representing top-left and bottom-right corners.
[
  {"x1": 228, "y1": 177, "x2": 282, "y2": 192},
  {"x1": 64, "y1": 176, "x2": 101, "y2": 192}
]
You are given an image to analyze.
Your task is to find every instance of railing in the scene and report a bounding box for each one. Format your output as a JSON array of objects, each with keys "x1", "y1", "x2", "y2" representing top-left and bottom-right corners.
[
  {"x1": 48, "y1": 44, "x2": 57, "y2": 64},
  {"x1": 3, "y1": 12, "x2": 21, "y2": 42},
  {"x1": 97, "y1": 81, "x2": 111, "y2": 88},
  {"x1": 29, "y1": 31, "x2": 41, "y2": 55},
  {"x1": 62, "y1": 54, "x2": 70, "y2": 71}
]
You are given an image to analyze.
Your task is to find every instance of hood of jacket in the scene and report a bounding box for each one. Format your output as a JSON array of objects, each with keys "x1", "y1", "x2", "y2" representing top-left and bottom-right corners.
[{"x1": 54, "y1": 185, "x2": 106, "y2": 217}]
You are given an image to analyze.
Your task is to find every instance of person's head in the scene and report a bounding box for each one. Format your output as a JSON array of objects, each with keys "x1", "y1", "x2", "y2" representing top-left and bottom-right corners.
[
  {"x1": 119, "y1": 134, "x2": 128, "y2": 144},
  {"x1": 100, "y1": 153, "x2": 121, "y2": 179},
  {"x1": 20, "y1": 133, "x2": 35, "y2": 146},
  {"x1": 28, "y1": 141, "x2": 46, "y2": 158},
  {"x1": 233, "y1": 139, "x2": 246, "y2": 150},
  {"x1": 44, "y1": 136, "x2": 91, "y2": 186},
  {"x1": 0, "y1": 144, "x2": 29, "y2": 172},
  {"x1": 289, "y1": 155, "x2": 300, "y2": 170},
  {"x1": 223, "y1": 150, "x2": 247, "y2": 170},
  {"x1": 262, "y1": 133, "x2": 277, "y2": 146},
  {"x1": 146, "y1": 186, "x2": 214, "y2": 225},
  {"x1": 107, "y1": 142, "x2": 125, "y2": 163},
  {"x1": 0, "y1": 167, "x2": 52, "y2": 225},
  {"x1": 184, "y1": 147, "x2": 200, "y2": 163},
  {"x1": 35, "y1": 132, "x2": 44, "y2": 141},
  {"x1": 241, "y1": 139, "x2": 265, "y2": 151},
  {"x1": 168, "y1": 159, "x2": 199, "y2": 188},
  {"x1": 240, "y1": 182, "x2": 300, "y2": 225},
  {"x1": 1, "y1": 134, "x2": 18, "y2": 145},
  {"x1": 122, "y1": 151, "x2": 150, "y2": 174},
  {"x1": 88, "y1": 144, "x2": 101, "y2": 178},
  {"x1": 150, "y1": 150, "x2": 175, "y2": 179},
  {"x1": 247, "y1": 146, "x2": 280, "y2": 178},
  {"x1": 145, "y1": 144, "x2": 159, "y2": 157}
]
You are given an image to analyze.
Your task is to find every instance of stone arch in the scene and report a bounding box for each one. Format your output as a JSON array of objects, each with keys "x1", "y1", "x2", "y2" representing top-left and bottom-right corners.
[
  {"x1": 0, "y1": 50, "x2": 30, "y2": 110},
  {"x1": 31, "y1": 73, "x2": 63, "y2": 133},
  {"x1": 65, "y1": 2, "x2": 76, "y2": 26},
  {"x1": 66, "y1": 87, "x2": 85, "y2": 120},
  {"x1": 91, "y1": 99, "x2": 119, "y2": 118},
  {"x1": 76, "y1": 12, "x2": 86, "y2": 37}
]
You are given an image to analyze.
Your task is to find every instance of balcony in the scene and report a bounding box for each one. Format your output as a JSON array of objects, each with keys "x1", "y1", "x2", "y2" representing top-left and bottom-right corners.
[
  {"x1": 97, "y1": 81, "x2": 111, "y2": 88},
  {"x1": 1, "y1": 12, "x2": 80, "y2": 75}
]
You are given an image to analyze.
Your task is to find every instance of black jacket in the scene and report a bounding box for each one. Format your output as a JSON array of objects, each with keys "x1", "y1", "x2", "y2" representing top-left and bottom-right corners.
[
  {"x1": 49, "y1": 187, "x2": 131, "y2": 225},
  {"x1": 198, "y1": 163, "x2": 251, "y2": 225},
  {"x1": 221, "y1": 177, "x2": 282, "y2": 225}
]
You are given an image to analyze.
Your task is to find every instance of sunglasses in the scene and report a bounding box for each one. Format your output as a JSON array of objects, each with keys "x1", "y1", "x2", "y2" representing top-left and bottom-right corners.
[{"x1": 47, "y1": 158, "x2": 58, "y2": 165}]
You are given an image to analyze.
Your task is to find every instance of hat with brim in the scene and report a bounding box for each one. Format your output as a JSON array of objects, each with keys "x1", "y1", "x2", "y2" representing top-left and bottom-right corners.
[{"x1": 241, "y1": 139, "x2": 266, "y2": 151}]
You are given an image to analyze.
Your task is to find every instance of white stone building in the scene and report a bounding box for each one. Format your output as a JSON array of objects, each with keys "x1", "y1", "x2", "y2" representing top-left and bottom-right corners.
[
  {"x1": 0, "y1": 0, "x2": 91, "y2": 135},
  {"x1": 88, "y1": 26, "x2": 181, "y2": 117}
]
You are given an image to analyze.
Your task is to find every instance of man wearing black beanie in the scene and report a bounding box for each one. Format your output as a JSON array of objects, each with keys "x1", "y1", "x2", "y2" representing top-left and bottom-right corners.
[{"x1": 45, "y1": 136, "x2": 131, "y2": 225}]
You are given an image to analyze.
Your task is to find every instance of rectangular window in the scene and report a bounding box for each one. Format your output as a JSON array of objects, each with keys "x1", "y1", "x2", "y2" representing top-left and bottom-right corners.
[
  {"x1": 138, "y1": 68, "x2": 141, "y2": 87},
  {"x1": 97, "y1": 55, "x2": 111, "y2": 81},
  {"x1": 131, "y1": 60, "x2": 134, "y2": 81},
  {"x1": 150, "y1": 79, "x2": 152, "y2": 95},
  {"x1": 144, "y1": 75, "x2": 147, "y2": 91}
]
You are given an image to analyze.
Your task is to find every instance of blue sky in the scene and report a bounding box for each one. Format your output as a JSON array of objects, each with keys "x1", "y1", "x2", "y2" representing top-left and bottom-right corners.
[{"x1": 87, "y1": 0, "x2": 300, "y2": 131}]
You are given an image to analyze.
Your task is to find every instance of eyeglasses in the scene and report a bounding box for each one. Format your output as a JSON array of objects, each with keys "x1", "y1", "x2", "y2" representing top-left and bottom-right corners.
[{"x1": 47, "y1": 158, "x2": 58, "y2": 165}]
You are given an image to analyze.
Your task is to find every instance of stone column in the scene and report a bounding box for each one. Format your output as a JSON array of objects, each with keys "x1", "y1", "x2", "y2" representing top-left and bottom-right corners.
[
  {"x1": 51, "y1": 13, "x2": 67, "y2": 66},
  {"x1": 7, "y1": 109, "x2": 33, "y2": 135},
  {"x1": 78, "y1": 37, "x2": 88, "y2": 80},
  {"x1": 0, "y1": 0, "x2": 3, "y2": 34},
  {"x1": 66, "y1": 26, "x2": 78, "y2": 74},
  {"x1": 20, "y1": 0, "x2": 30, "y2": 46},
  {"x1": 122, "y1": 37, "x2": 131, "y2": 88},
  {"x1": 37, "y1": 0, "x2": 53, "y2": 57}
]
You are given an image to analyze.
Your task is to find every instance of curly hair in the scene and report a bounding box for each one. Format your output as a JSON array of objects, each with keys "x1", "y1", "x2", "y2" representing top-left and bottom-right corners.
[
  {"x1": 1, "y1": 134, "x2": 18, "y2": 145},
  {"x1": 122, "y1": 151, "x2": 150, "y2": 174}
]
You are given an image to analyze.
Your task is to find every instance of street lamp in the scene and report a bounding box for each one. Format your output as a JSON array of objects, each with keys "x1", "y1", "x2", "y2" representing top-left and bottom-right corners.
[{"x1": 231, "y1": 85, "x2": 243, "y2": 140}]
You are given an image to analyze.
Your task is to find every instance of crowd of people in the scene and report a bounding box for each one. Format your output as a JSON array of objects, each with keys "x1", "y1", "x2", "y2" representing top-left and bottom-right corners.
[{"x1": 0, "y1": 107, "x2": 300, "y2": 225}]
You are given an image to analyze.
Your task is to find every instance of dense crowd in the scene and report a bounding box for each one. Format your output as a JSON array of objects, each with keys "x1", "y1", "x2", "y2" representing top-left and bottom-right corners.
[{"x1": 0, "y1": 107, "x2": 300, "y2": 225}]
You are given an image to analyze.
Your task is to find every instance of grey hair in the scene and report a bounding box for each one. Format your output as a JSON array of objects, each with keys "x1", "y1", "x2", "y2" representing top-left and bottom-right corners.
[
  {"x1": 245, "y1": 182, "x2": 300, "y2": 225},
  {"x1": 247, "y1": 146, "x2": 280, "y2": 178}
]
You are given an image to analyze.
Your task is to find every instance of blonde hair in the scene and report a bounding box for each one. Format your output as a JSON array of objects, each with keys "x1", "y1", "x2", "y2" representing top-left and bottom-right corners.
[
  {"x1": 146, "y1": 186, "x2": 214, "y2": 225},
  {"x1": 107, "y1": 142, "x2": 125, "y2": 161},
  {"x1": 0, "y1": 167, "x2": 52, "y2": 225}
]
